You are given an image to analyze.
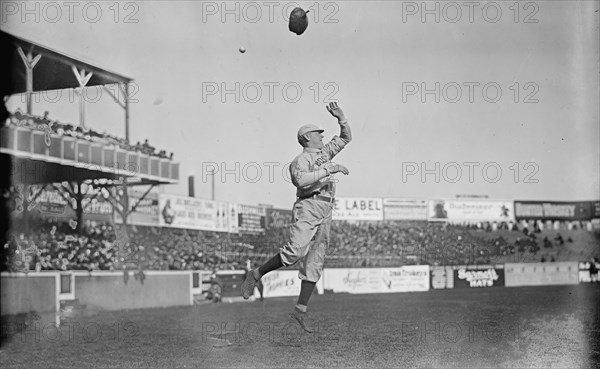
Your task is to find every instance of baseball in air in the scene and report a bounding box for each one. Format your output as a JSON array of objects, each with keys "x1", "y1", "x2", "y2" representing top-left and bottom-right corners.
[{"x1": 239, "y1": 47, "x2": 246, "y2": 53}]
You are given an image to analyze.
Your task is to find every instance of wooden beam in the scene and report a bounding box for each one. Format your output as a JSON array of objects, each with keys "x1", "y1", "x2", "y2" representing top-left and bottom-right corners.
[
  {"x1": 102, "y1": 85, "x2": 125, "y2": 109},
  {"x1": 127, "y1": 184, "x2": 156, "y2": 216},
  {"x1": 17, "y1": 46, "x2": 42, "y2": 114},
  {"x1": 71, "y1": 66, "x2": 94, "y2": 128}
]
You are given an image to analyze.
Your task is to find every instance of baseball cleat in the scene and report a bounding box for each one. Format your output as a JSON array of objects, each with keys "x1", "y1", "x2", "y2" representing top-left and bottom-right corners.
[
  {"x1": 241, "y1": 270, "x2": 258, "y2": 299},
  {"x1": 290, "y1": 308, "x2": 313, "y2": 333}
]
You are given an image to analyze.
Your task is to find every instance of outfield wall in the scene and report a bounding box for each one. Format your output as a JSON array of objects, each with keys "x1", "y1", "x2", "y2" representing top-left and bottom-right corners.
[
  {"x1": 504, "y1": 262, "x2": 579, "y2": 287},
  {"x1": 73, "y1": 271, "x2": 193, "y2": 310},
  {"x1": 1, "y1": 273, "x2": 60, "y2": 315},
  {"x1": 1, "y1": 261, "x2": 595, "y2": 316}
]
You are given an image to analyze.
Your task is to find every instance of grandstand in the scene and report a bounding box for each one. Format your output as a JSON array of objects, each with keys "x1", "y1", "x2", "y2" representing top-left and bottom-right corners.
[
  {"x1": 3, "y1": 203, "x2": 599, "y2": 273},
  {"x1": 1, "y1": 31, "x2": 178, "y2": 220},
  {"x1": 1, "y1": 30, "x2": 180, "y2": 276}
]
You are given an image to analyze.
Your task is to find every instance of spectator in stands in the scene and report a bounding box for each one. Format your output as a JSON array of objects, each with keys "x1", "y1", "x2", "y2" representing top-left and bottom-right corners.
[
  {"x1": 543, "y1": 237, "x2": 552, "y2": 248},
  {"x1": 554, "y1": 233, "x2": 564, "y2": 245}
]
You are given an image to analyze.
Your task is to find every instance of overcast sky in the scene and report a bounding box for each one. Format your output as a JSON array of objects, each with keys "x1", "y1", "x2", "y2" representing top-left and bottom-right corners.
[{"x1": 3, "y1": 1, "x2": 599, "y2": 209}]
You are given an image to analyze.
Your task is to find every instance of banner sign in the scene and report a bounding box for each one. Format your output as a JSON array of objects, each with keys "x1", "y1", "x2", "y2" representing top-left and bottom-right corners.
[
  {"x1": 115, "y1": 190, "x2": 159, "y2": 226},
  {"x1": 383, "y1": 199, "x2": 428, "y2": 220},
  {"x1": 430, "y1": 266, "x2": 454, "y2": 289},
  {"x1": 266, "y1": 208, "x2": 293, "y2": 229},
  {"x1": 323, "y1": 266, "x2": 429, "y2": 294},
  {"x1": 333, "y1": 198, "x2": 383, "y2": 221},
  {"x1": 452, "y1": 265, "x2": 505, "y2": 288},
  {"x1": 19, "y1": 185, "x2": 112, "y2": 221},
  {"x1": 257, "y1": 270, "x2": 323, "y2": 298},
  {"x1": 592, "y1": 202, "x2": 600, "y2": 219},
  {"x1": 158, "y1": 194, "x2": 232, "y2": 232},
  {"x1": 578, "y1": 261, "x2": 599, "y2": 283},
  {"x1": 428, "y1": 200, "x2": 514, "y2": 222},
  {"x1": 514, "y1": 201, "x2": 592, "y2": 221},
  {"x1": 237, "y1": 204, "x2": 266, "y2": 234}
]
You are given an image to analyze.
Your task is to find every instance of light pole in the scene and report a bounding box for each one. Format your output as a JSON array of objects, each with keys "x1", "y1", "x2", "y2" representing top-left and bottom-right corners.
[{"x1": 210, "y1": 169, "x2": 215, "y2": 200}]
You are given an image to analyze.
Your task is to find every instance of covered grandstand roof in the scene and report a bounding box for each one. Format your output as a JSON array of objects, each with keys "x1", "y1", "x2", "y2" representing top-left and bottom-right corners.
[{"x1": 1, "y1": 30, "x2": 132, "y2": 96}]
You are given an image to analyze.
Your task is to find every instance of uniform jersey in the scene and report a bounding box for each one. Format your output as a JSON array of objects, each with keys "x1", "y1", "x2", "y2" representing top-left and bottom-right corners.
[{"x1": 290, "y1": 122, "x2": 352, "y2": 198}]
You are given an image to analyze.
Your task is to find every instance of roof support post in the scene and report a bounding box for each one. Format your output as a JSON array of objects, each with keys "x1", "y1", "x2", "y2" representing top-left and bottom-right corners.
[
  {"x1": 123, "y1": 83, "x2": 130, "y2": 143},
  {"x1": 71, "y1": 66, "x2": 93, "y2": 129},
  {"x1": 16, "y1": 46, "x2": 42, "y2": 115}
]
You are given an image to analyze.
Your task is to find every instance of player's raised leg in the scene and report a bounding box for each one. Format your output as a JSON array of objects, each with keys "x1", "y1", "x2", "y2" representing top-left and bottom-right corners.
[{"x1": 241, "y1": 201, "x2": 320, "y2": 299}]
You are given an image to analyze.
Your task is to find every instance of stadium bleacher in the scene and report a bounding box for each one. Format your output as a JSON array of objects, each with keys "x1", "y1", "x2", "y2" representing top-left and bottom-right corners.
[{"x1": 3, "y1": 217, "x2": 598, "y2": 273}]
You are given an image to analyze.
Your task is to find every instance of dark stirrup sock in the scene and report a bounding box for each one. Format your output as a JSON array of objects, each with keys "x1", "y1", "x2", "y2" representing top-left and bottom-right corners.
[
  {"x1": 257, "y1": 253, "x2": 284, "y2": 278},
  {"x1": 297, "y1": 280, "x2": 317, "y2": 307}
]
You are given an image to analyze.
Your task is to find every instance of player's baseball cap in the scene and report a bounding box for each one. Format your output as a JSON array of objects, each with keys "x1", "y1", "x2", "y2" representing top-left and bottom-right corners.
[{"x1": 297, "y1": 124, "x2": 324, "y2": 141}]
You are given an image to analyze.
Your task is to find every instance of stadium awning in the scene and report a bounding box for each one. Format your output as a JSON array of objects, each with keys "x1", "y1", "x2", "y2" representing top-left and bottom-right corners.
[{"x1": 1, "y1": 30, "x2": 132, "y2": 96}]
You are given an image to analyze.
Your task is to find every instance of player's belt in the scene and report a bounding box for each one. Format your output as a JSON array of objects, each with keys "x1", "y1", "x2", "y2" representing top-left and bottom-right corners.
[{"x1": 298, "y1": 192, "x2": 335, "y2": 203}]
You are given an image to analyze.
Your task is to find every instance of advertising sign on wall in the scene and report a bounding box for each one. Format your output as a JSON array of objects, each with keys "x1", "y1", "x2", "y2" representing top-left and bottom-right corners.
[
  {"x1": 237, "y1": 204, "x2": 266, "y2": 234},
  {"x1": 257, "y1": 270, "x2": 324, "y2": 298},
  {"x1": 452, "y1": 265, "x2": 505, "y2": 288},
  {"x1": 514, "y1": 201, "x2": 592, "y2": 221},
  {"x1": 430, "y1": 266, "x2": 454, "y2": 289},
  {"x1": 115, "y1": 190, "x2": 159, "y2": 226},
  {"x1": 323, "y1": 266, "x2": 429, "y2": 294},
  {"x1": 383, "y1": 199, "x2": 428, "y2": 220},
  {"x1": 428, "y1": 200, "x2": 514, "y2": 223},
  {"x1": 158, "y1": 194, "x2": 231, "y2": 232},
  {"x1": 578, "y1": 261, "x2": 599, "y2": 283},
  {"x1": 333, "y1": 198, "x2": 383, "y2": 221}
]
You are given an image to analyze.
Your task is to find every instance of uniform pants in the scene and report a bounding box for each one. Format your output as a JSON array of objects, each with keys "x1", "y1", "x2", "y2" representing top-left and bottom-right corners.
[{"x1": 279, "y1": 198, "x2": 333, "y2": 283}]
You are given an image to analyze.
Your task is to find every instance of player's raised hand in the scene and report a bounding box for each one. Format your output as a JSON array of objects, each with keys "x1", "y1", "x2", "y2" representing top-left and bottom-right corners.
[{"x1": 326, "y1": 102, "x2": 346, "y2": 122}]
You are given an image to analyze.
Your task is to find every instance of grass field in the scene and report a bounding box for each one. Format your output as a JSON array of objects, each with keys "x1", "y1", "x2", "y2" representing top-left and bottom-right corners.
[{"x1": 1, "y1": 284, "x2": 599, "y2": 368}]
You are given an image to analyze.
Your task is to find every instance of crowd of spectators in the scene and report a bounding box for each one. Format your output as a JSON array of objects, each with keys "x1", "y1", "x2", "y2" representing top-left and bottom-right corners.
[
  {"x1": 3, "y1": 218, "x2": 117, "y2": 273},
  {"x1": 5, "y1": 110, "x2": 174, "y2": 160},
  {"x1": 3, "y1": 217, "x2": 598, "y2": 273}
]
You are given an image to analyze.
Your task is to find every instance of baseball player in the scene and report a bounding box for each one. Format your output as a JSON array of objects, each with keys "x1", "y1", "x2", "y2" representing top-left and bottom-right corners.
[{"x1": 241, "y1": 102, "x2": 351, "y2": 332}]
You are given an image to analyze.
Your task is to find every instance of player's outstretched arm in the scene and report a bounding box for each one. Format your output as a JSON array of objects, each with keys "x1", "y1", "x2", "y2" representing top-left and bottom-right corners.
[
  {"x1": 326, "y1": 102, "x2": 352, "y2": 144},
  {"x1": 291, "y1": 161, "x2": 349, "y2": 188}
]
